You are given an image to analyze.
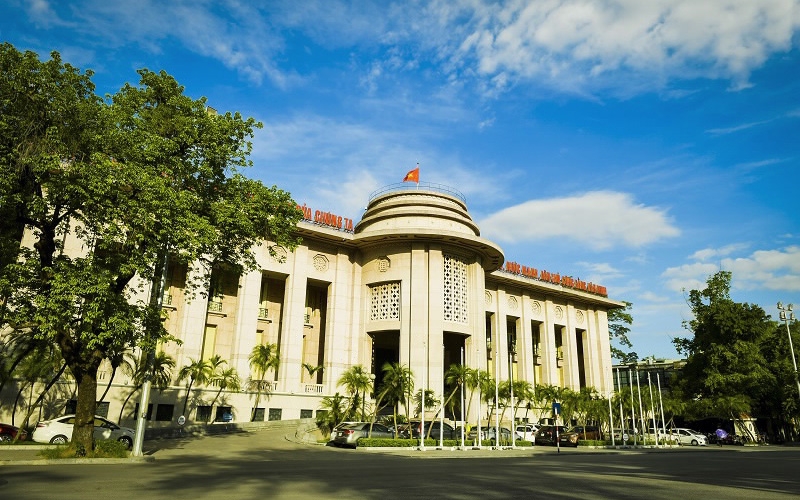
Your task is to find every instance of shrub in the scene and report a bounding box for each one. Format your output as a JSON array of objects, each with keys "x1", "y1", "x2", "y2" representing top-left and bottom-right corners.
[{"x1": 38, "y1": 440, "x2": 130, "y2": 459}]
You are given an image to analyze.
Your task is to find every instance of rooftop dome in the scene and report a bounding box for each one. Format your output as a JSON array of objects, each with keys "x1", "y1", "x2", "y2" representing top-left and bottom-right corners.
[{"x1": 354, "y1": 183, "x2": 504, "y2": 271}]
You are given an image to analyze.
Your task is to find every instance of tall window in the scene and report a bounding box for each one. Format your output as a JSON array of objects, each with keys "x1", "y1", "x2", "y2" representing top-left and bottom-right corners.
[{"x1": 201, "y1": 325, "x2": 217, "y2": 360}]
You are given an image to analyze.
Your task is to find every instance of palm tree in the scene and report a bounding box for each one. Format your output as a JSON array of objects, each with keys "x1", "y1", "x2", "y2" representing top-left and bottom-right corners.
[
  {"x1": 177, "y1": 357, "x2": 213, "y2": 417},
  {"x1": 211, "y1": 366, "x2": 241, "y2": 408},
  {"x1": 464, "y1": 368, "x2": 490, "y2": 424},
  {"x1": 99, "y1": 348, "x2": 136, "y2": 402},
  {"x1": 247, "y1": 344, "x2": 279, "y2": 420},
  {"x1": 511, "y1": 380, "x2": 534, "y2": 426},
  {"x1": 316, "y1": 392, "x2": 349, "y2": 439},
  {"x1": 413, "y1": 388, "x2": 439, "y2": 418},
  {"x1": 117, "y1": 351, "x2": 175, "y2": 422},
  {"x1": 302, "y1": 363, "x2": 324, "y2": 383},
  {"x1": 11, "y1": 343, "x2": 63, "y2": 425},
  {"x1": 442, "y1": 363, "x2": 469, "y2": 420},
  {"x1": 337, "y1": 365, "x2": 372, "y2": 420},
  {"x1": 373, "y1": 362, "x2": 413, "y2": 436}
]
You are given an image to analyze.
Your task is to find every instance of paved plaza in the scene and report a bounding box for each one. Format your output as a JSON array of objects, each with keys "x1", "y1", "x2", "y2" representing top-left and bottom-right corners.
[{"x1": 2, "y1": 427, "x2": 800, "y2": 499}]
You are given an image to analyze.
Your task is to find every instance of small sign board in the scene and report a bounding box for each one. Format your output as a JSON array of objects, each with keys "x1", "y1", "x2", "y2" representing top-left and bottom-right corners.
[
  {"x1": 177, "y1": 415, "x2": 186, "y2": 426},
  {"x1": 552, "y1": 402, "x2": 561, "y2": 415}
]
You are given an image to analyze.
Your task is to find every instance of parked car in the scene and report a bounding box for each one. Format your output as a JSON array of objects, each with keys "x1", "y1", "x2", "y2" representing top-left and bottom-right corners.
[
  {"x1": 467, "y1": 426, "x2": 514, "y2": 444},
  {"x1": 408, "y1": 421, "x2": 456, "y2": 440},
  {"x1": 515, "y1": 424, "x2": 538, "y2": 442},
  {"x1": 331, "y1": 422, "x2": 394, "y2": 448},
  {"x1": 534, "y1": 425, "x2": 569, "y2": 446},
  {"x1": 329, "y1": 421, "x2": 361, "y2": 441},
  {"x1": 0, "y1": 423, "x2": 28, "y2": 442},
  {"x1": 668, "y1": 428, "x2": 707, "y2": 446},
  {"x1": 32, "y1": 415, "x2": 135, "y2": 449},
  {"x1": 559, "y1": 425, "x2": 601, "y2": 447}
]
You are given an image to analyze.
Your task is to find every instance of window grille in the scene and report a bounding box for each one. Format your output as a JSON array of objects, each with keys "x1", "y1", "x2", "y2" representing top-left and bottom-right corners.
[
  {"x1": 370, "y1": 282, "x2": 400, "y2": 321},
  {"x1": 443, "y1": 254, "x2": 468, "y2": 323}
]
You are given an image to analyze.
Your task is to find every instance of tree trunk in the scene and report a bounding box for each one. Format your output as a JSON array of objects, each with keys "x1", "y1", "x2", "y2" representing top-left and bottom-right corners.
[
  {"x1": 182, "y1": 379, "x2": 195, "y2": 417},
  {"x1": 72, "y1": 370, "x2": 99, "y2": 452},
  {"x1": 11, "y1": 384, "x2": 27, "y2": 425}
]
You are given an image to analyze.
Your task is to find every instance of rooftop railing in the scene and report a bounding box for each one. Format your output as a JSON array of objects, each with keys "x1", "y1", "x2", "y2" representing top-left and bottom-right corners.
[{"x1": 367, "y1": 182, "x2": 466, "y2": 204}]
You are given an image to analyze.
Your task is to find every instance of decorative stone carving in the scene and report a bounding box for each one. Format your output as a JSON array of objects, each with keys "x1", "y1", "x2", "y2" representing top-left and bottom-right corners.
[
  {"x1": 508, "y1": 296, "x2": 518, "y2": 311},
  {"x1": 312, "y1": 254, "x2": 329, "y2": 272},
  {"x1": 377, "y1": 257, "x2": 390, "y2": 272}
]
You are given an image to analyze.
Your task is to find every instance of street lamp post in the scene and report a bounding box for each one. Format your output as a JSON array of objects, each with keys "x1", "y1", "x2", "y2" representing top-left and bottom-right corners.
[{"x1": 777, "y1": 302, "x2": 800, "y2": 400}]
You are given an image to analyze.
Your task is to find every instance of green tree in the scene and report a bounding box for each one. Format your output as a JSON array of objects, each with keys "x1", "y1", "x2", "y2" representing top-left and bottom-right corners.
[
  {"x1": 247, "y1": 344, "x2": 280, "y2": 421},
  {"x1": 609, "y1": 301, "x2": 637, "y2": 363},
  {"x1": 99, "y1": 348, "x2": 136, "y2": 403},
  {"x1": 176, "y1": 357, "x2": 213, "y2": 418},
  {"x1": 442, "y1": 363, "x2": 469, "y2": 421},
  {"x1": 303, "y1": 363, "x2": 324, "y2": 383},
  {"x1": 0, "y1": 44, "x2": 302, "y2": 451},
  {"x1": 673, "y1": 271, "x2": 776, "y2": 428},
  {"x1": 511, "y1": 380, "x2": 534, "y2": 426},
  {"x1": 337, "y1": 365, "x2": 372, "y2": 420},
  {"x1": 373, "y1": 362, "x2": 413, "y2": 436},
  {"x1": 210, "y1": 363, "x2": 241, "y2": 409},
  {"x1": 316, "y1": 393, "x2": 349, "y2": 439},
  {"x1": 117, "y1": 351, "x2": 175, "y2": 422},
  {"x1": 414, "y1": 388, "x2": 440, "y2": 418}
]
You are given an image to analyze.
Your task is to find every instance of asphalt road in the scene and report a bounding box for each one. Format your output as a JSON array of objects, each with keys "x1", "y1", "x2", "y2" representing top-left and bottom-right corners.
[{"x1": 2, "y1": 429, "x2": 799, "y2": 500}]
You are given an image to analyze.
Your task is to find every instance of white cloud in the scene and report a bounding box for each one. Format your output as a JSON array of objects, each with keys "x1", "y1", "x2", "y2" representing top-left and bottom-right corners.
[
  {"x1": 455, "y1": 0, "x2": 800, "y2": 95},
  {"x1": 25, "y1": 0, "x2": 800, "y2": 96},
  {"x1": 479, "y1": 191, "x2": 680, "y2": 250},
  {"x1": 663, "y1": 246, "x2": 800, "y2": 292},
  {"x1": 689, "y1": 243, "x2": 749, "y2": 262},
  {"x1": 706, "y1": 120, "x2": 773, "y2": 136}
]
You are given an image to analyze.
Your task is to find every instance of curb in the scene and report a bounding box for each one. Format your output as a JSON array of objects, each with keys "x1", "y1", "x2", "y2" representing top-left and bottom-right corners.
[{"x1": 0, "y1": 455, "x2": 155, "y2": 466}]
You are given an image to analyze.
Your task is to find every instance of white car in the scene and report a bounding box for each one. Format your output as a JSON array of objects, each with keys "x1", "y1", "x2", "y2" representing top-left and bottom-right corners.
[
  {"x1": 669, "y1": 428, "x2": 707, "y2": 446},
  {"x1": 515, "y1": 424, "x2": 539, "y2": 441},
  {"x1": 33, "y1": 415, "x2": 135, "y2": 448}
]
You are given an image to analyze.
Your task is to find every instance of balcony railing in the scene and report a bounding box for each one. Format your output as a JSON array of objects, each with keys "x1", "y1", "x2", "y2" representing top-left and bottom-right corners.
[
  {"x1": 303, "y1": 383, "x2": 324, "y2": 394},
  {"x1": 161, "y1": 293, "x2": 173, "y2": 306},
  {"x1": 304, "y1": 313, "x2": 311, "y2": 324},
  {"x1": 258, "y1": 307, "x2": 269, "y2": 319},
  {"x1": 208, "y1": 301, "x2": 223, "y2": 312}
]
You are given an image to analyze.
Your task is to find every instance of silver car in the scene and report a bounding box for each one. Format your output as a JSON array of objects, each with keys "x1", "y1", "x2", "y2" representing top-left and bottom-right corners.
[
  {"x1": 32, "y1": 415, "x2": 135, "y2": 449},
  {"x1": 332, "y1": 422, "x2": 394, "y2": 448}
]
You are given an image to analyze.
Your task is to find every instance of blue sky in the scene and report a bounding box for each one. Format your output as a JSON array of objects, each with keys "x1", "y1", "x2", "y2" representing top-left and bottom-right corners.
[{"x1": 3, "y1": 0, "x2": 799, "y2": 359}]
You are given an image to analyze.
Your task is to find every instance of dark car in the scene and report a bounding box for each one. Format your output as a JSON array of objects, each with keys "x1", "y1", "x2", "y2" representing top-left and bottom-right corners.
[
  {"x1": 408, "y1": 421, "x2": 456, "y2": 440},
  {"x1": 467, "y1": 426, "x2": 513, "y2": 444},
  {"x1": 559, "y1": 425, "x2": 602, "y2": 447},
  {"x1": 332, "y1": 422, "x2": 395, "y2": 448},
  {"x1": 0, "y1": 423, "x2": 28, "y2": 442},
  {"x1": 534, "y1": 425, "x2": 568, "y2": 446}
]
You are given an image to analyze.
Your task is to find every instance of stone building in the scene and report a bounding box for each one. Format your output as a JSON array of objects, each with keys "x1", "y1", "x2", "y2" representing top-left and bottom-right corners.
[{"x1": 2, "y1": 182, "x2": 624, "y2": 427}]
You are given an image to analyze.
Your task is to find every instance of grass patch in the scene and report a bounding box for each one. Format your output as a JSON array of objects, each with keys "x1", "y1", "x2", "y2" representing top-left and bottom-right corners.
[{"x1": 39, "y1": 440, "x2": 130, "y2": 459}]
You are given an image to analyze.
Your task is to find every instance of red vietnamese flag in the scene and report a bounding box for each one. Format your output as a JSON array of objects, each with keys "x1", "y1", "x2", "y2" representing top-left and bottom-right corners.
[{"x1": 402, "y1": 166, "x2": 420, "y2": 183}]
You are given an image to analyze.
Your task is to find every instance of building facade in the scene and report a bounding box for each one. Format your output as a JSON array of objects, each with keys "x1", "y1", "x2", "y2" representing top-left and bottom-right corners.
[{"x1": 1, "y1": 183, "x2": 624, "y2": 427}]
